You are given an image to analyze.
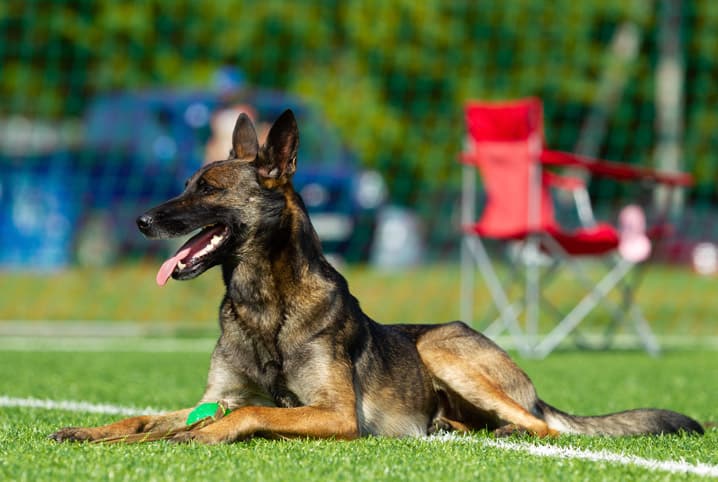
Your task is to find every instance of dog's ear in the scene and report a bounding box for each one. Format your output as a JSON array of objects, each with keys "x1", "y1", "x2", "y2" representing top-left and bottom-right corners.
[
  {"x1": 229, "y1": 113, "x2": 259, "y2": 161},
  {"x1": 257, "y1": 109, "x2": 298, "y2": 182}
]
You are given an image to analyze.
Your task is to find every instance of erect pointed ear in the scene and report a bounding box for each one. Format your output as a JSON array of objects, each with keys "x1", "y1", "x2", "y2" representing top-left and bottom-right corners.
[
  {"x1": 229, "y1": 113, "x2": 259, "y2": 160},
  {"x1": 257, "y1": 109, "x2": 298, "y2": 181}
]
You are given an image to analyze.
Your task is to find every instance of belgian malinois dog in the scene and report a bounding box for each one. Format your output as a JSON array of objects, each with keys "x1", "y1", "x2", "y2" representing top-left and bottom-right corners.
[{"x1": 51, "y1": 110, "x2": 702, "y2": 444}]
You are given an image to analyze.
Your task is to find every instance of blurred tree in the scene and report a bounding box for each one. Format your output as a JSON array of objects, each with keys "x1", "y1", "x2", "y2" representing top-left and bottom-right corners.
[{"x1": 0, "y1": 0, "x2": 715, "y2": 196}]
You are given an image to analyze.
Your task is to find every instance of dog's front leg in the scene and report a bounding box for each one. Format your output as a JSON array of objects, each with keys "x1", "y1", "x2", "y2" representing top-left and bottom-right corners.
[
  {"x1": 50, "y1": 409, "x2": 192, "y2": 443},
  {"x1": 171, "y1": 405, "x2": 358, "y2": 444}
]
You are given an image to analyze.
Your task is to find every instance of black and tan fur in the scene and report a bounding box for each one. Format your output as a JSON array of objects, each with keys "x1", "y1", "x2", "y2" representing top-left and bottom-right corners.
[{"x1": 50, "y1": 110, "x2": 703, "y2": 444}]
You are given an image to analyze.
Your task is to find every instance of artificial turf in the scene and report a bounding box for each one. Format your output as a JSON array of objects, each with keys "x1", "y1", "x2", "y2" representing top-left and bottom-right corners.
[{"x1": 1, "y1": 348, "x2": 715, "y2": 481}]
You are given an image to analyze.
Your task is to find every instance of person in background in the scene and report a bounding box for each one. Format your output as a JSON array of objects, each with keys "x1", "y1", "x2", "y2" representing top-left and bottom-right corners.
[{"x1": 203, "y1": 102, "x2": 269, "y2": 165}]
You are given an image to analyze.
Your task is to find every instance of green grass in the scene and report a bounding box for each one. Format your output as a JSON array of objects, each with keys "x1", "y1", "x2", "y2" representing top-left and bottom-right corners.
[
  {"x1": 1, "y1": 349, "x2": 716, "y2": 481},
  {"x1": 0, "y1": 351, "x2": 718, "y2": 481},
  {"x1": 0, "y1": 262, "x2": 716, "y2": 337},
  {"x1": 1, "y1": 263, "x2": 716, "y2": 479}
]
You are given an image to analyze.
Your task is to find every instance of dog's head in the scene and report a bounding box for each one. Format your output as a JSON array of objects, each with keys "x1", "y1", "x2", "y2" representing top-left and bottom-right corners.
[{"x1": 137, "y1": 109, "x2": 300, "y2": 286}]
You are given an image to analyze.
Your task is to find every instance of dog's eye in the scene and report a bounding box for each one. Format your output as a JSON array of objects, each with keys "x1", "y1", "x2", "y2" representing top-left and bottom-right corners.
[{"x1": 196, "y1": 178, "x2": 219, "y2": 194}]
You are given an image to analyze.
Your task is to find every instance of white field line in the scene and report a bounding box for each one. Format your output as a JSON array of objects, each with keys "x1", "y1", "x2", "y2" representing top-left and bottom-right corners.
[
  {"x1": 429, "y1": 433, "x2": 718, "y2": 478},
  {"x1": 0, "y1": 396, "x2": 164, "y2": 416},
  {"x1": 0, "y1": 336, "x2": 216, "y2": 352},
  {"x1": 3, "y1": 396, "x2": 716, "y2": 478}
]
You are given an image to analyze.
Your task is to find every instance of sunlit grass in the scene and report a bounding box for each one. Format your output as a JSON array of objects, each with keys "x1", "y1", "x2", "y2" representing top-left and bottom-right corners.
[
  {"x1": 0, "y1": 262, "x2": 715, "y2": 338},
  {"x1": 1, "y1": 349, "x2": 716, "y2": 482}
]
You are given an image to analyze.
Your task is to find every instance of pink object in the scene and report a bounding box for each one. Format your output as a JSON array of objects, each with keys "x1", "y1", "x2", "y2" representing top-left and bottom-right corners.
[{"x1": 618, "y1": 205, "x2": 651, "y2": 262}]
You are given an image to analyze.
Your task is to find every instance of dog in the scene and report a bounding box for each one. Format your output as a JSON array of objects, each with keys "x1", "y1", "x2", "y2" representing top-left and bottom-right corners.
[{"x1": 50, "y1": 110, "x2": 703, "y2": 444}]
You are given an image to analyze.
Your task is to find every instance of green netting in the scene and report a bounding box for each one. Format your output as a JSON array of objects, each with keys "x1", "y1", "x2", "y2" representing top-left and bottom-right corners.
[{"x1": 0, "y1": 1, "x2": 716, "y2": 330}]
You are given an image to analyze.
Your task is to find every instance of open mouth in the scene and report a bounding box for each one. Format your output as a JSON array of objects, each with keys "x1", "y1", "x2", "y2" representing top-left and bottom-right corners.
[{"x1": 156, "y1": 224, "x2": 231, "y2": 286}]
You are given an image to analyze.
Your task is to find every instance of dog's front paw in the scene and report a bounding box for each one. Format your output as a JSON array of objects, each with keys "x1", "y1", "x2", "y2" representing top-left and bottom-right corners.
[
  {"x1": 169, "y1": 430, "x2": 218, "y2": 445},
  {"x1": 49, "y1": 427, "x2": 96, "y2": 443},
  {"x1": 170, "y1": 427, "x2": 230, "y2": 445},
  {"x1": 169, "y1": 431, "x2": 198, "y2": 444}
]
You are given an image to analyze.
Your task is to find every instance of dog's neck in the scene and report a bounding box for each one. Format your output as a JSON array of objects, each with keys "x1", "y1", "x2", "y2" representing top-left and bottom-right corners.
[{"x1": 220, "y1": 188, "x2": 343, "y2": 325}]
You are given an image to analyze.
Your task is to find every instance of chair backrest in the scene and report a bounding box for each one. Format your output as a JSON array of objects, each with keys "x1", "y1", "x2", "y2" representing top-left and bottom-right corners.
[{"x1": 464, "y1": 98, "x2": 557, "y2": 238}]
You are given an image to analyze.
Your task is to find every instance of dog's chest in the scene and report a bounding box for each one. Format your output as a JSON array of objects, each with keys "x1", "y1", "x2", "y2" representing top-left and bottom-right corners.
[{"x1": 218, "y1": 316, "x2": 303, "y2": 408}]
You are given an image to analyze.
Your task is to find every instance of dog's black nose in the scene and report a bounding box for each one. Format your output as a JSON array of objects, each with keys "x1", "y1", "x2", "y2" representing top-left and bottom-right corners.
[{"x1": 136, "y1": 214, "x2": 153, "y2": 231}]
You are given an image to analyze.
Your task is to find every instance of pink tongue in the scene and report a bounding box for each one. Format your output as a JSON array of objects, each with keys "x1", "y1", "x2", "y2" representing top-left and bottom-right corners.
[{"x1": 156, "y1": 248, "x2": 191, "y2": 287}]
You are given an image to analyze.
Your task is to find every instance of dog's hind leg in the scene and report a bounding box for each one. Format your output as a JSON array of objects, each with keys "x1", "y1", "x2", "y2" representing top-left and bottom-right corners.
[
  {"x1": 416, "y1": 322, "x2": 558, "y2": 437},
  {"x1": 49, "y1": 409, "x2": 193, "y2": 443}
]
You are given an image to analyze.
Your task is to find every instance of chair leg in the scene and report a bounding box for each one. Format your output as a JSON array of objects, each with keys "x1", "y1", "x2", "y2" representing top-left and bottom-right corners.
[
  {"x1": 579, "y1": 257, "x2": 658, "y2": 354},
  {"x1": 463, "y1": 233, "x2": 659, "y2": 357},
  {"x1": 465, "y1": 237, "x2": 531, "y2": 356},
  {"x1": 459, "y1": 163, "x2": 477, "y2": 326},
  {"x1": 483, "y1": 300, "x2": 523, "y2": 339},
  {"x1": 616, "y1": 266, "x2": 660, "y2": 355},
  {"x1": 540, "y1": 237, "x2": 659, "y2": 354},
  {"x1": 460, "y1": 236, "x2": 475, "y2": 326},
  {"x1": 530, "y1": 259, "x2": 635, "y2": 358},
  {"x1": 593, "y1": 266, "x2": 637, "y2": 349},
  {"x1": 524, "y1": 235, "x2": 542, "y2": 347},
  {"x1": 483, "y1": 251, "x2": 524, "y2": 337},
  {"x1": 628, "y1": 303, "x2": 661, "y2": 356}
]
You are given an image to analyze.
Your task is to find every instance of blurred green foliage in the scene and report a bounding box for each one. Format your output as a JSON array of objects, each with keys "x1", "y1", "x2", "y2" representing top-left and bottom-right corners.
[{"x1": 1, "y1": 0, "x2": 716, "y2": 199}]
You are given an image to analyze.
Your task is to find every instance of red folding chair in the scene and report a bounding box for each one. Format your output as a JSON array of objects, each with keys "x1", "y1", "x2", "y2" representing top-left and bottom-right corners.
[{"x1": 459, "y1": 98, "x2": 692, "y2": 358}]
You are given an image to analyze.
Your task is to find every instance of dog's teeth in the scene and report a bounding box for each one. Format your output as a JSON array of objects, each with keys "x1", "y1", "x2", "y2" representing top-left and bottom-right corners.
[
  {"x1": 195, "y1": 236, "x2": 223, "y2": 259},
  {"x1": 179, "y1": 231, "x2": 226, "y2": 268}
]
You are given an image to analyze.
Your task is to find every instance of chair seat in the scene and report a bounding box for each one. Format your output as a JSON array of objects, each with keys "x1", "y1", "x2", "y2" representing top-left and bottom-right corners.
[
  {"x1": 466, "y1": 222, "x2": 619, "y2": 256},
  {"x1": 547, "y1": 223, "x2": 619, "y2": 255}
]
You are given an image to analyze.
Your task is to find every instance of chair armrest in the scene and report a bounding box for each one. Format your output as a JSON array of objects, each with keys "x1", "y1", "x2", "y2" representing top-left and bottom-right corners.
[
  {"x1": 540, "y1": 150, "x2": 694, "y2": 187},
  {"x1": 543, "y1": 171, "x2": 585, "y2": 191}
]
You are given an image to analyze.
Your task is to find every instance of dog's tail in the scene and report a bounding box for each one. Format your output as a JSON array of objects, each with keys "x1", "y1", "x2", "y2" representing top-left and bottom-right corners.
[{"x1": 538, "y1": 400, "x2": 704, "y2": 436}]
